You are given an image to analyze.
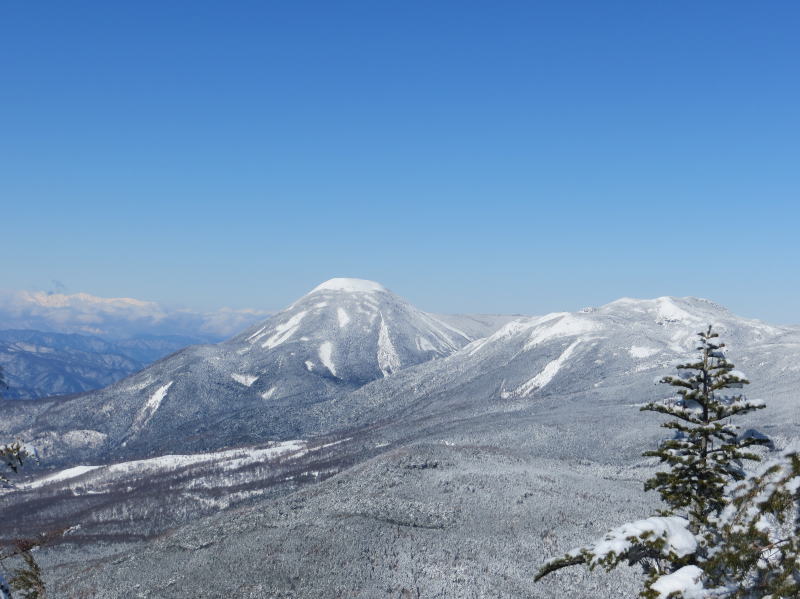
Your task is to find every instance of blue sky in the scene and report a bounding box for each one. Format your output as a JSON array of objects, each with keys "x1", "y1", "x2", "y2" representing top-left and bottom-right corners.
[{"x1": 2, "y1": 1, "x2": 798, "y2": 322}]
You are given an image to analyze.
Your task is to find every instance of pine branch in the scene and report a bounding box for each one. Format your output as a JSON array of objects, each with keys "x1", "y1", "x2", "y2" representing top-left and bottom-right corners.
[{"x1": 534, "y1": 552, "x2": 586, "y2": 581}]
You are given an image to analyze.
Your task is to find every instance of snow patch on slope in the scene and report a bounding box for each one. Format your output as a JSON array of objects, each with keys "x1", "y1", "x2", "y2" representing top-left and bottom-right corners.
[
  {"x1": 24, "y1": 440, "x2": 310, "y2": 489},
  {"x1": 377, "y1": 313, "x2": 401, "y2": 377},
  {"x1": 337, "y1": 307, "x2": 350, "y2": 328},
  {"x1": 517, "y1": 340, "x2": 581, "y2": 396},
  {"x1": 318, "y1": 342, "x2": 337, "y2": 377},
  {"x1": 231, "y1": 373, "x2": 258, "y2": 387},
  {"x1": 609, "y1": 297, "x2": 704, "y2": 325},
  {"x1": 24, "y1": 465, "x2": 101, "y2": 489},
  {"x1": 130, "y1": 381, "x2": 174, "y2": 432},
  {"x1": 416, "y1": 336, "x2": 436, "y2": 352},
  {"x1": 655, "y1": 297, "x2": 700, "y2": 324},
  {"x1": 467, "y1": 317, "x2": 538, "y2": 355},
  {"x1": 419, "y1": 313, "x2": 471, "y2": 348},
  {"x1": 629, "y1": 346, "x2": 659, "y2": 359},
  {"x1": 524, "y1": 314, "x2": 601, "y2": 350},
  {"x1": 246, "y1": 326, "x2": 267, "y2": 343},
  {"x1": 262, "y1": 311, "x2": 307, "y2": 349}
]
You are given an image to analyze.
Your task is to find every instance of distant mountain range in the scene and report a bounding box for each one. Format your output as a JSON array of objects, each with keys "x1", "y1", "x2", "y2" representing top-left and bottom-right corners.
[
  {"x1": 0, "y1": 330, "x2": 206, "y2": 399},
  {"x1": 1, "y1": 279, "x2": 796, "y2": 470},
  {"x1": 0, "y1": 289, "x2": 273, "y2": 399},
  {"x1": 1, "y1": 280, "x2": 797, "y2": 597}
]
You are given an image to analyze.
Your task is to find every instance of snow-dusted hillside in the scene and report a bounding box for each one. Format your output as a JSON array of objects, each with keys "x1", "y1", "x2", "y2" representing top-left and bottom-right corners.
[
  {"x1": 5, "y1": 292, "x2": 800, "y2": 598},
  {"x1": 0, "y1": 330, "x2": 145, "y2": 399},
  {"x1": 0, "y1": 436, "x2": 360, "y2": 544},
  {"x1": 0, "y1": 279, "x2": 514, "y2": 463},
  {"x1": 0, "y1": 329, "x2": 205, "y2": 399},
  {"x1": 319, "y1": 296, "x2": 800, "y2": 462}
]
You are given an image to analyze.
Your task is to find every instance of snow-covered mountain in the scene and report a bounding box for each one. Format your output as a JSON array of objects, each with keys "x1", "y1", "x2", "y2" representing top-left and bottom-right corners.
[
  {"x1": 316, "y1": 296, "x2": 800, "y2": 465},
  {"x1": 0, "y1": 279, "x2": 514, "y2": 463},
  {"x1": 230, "y1": 277, "x2": 490, "y2": 382},
  {"x1": 5, "y1": 292, "x2": 800, "y2": 598}
]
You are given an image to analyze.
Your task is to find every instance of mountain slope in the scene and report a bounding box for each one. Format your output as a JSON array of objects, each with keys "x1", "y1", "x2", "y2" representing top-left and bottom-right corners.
[
  {"x1": 0, "y1": 279, "x2": 512, "y2": 463},
  {"x1": 317, "y1": 296, "x2": 800, "y2": 462},
  {"x1": 0, "y1": 330, "x2": 144, "y2": 399}
]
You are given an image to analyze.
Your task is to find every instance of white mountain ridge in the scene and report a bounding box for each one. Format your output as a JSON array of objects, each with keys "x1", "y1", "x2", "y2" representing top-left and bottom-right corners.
[{"x1": 316, "y1": 294, "x2": 800, "y2": 464}]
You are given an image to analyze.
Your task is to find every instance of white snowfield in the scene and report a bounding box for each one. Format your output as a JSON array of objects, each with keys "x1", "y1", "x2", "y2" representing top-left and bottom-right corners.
[
  {"x1": 318, "y1": 342, "x2": 337, "y2": 376},
  {"x1": 523, "y1": 313, "x2": 601, "y2": 350},
  {"x1": 129, "y1": 381, "x2": 173, "y2": 432},
  {"x1": 516, "y1": 339, "x2": 582, "y2": 396},
  {"x1": 261, "y1": 310, "x2": 307, "y2": 349},
  {"x1": 23, "y1": 439, "x2": 313, "y2": 490},
  {"x1": 22, "y1": 465, "x2": 101, "y2": 489},
  {"x1": 629, "y1": 345, "x2": 659, "y2": 358},
  {"x1": 231, "y1": 373, "x2": 258, "y2": 387},
  {"x1": 377, "y1": 313, "x2": 401, "y2": 376}
]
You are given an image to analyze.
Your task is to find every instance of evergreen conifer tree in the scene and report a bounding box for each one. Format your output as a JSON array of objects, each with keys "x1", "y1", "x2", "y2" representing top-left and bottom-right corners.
[
  {"x1": 535, "y1": 326, "x2": 775, "y2": 598},
  {"x1": 641, "y1": 326, "x2": 767, "y2": 532},
  {"x1": 0, "y1": 373, "x2": 45, "y2": 599}
]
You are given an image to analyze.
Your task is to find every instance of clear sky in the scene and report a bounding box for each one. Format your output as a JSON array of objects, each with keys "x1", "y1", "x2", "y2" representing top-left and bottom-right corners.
[{"x1": 3, "y1": 1, "x2": 798, "y2": 322}]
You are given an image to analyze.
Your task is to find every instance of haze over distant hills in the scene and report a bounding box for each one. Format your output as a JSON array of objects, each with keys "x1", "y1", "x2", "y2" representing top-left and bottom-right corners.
[
  {"x1": 0, "y1": 330, "x2": 208, "y2": 399},
  {"x1": 0, "y1": 289, "x2": 273, "y2": 399},
  {"x1": 0, "y1": 289, "x2": 271, "y2": 340}
]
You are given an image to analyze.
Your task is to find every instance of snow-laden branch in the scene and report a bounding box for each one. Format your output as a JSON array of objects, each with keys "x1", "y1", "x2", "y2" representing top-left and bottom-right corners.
[{"x1": 535, "y1": 516, "x2": 696, "y2": 581}]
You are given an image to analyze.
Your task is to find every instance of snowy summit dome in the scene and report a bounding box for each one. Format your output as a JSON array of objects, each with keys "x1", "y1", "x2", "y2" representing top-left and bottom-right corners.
[{"x1": 309, "y1": 278, "x2": 388, "y2": 295}]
